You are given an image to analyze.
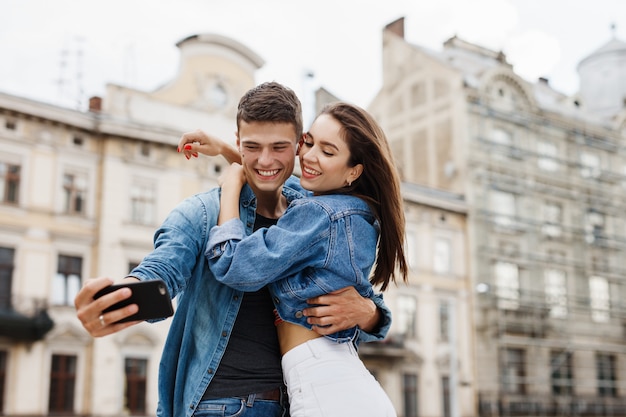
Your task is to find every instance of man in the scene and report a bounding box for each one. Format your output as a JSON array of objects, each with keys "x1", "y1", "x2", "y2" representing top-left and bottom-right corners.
[{"x1": 75, "y1": 82, "x2": 391, "y2": 417}]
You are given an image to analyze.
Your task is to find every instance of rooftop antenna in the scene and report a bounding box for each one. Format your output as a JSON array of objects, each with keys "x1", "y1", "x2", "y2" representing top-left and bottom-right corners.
[
  {"x1": 75, "y1": 36, "x2": 85, "y2": 110},
  {"x1": 56, "y1": 36, "x2": 85, "y2": 110},
  {"x1": 302, "y1": 69, "x2": 315, "y2": 130},
  {"x1": 610, "y1": 22, "x2": 617, "y2": 39},
  {"x1": 123, "y1": 41, "x2": 138, "y2": 89},
  {"x1": 56, "y1": 41, "x2": 69, "y2": 105}
]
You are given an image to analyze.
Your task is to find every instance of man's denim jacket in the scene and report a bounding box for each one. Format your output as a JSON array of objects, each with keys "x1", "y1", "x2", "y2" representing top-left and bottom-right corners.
[
  {"x1": 128, "y1": 177, "x2": 392, "y2": 417},
  {"x1": 206, "y1": 194, "x2": 382, "y2": 343}
]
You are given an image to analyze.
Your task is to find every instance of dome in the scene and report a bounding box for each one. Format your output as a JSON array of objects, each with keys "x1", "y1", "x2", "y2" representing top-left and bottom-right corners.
[
  {"x1": 578, "y1": 37, "x2": 626, "y2": 68},
  {"x1": 577, "y1": 34, "x2": 626, "y2": 119}
]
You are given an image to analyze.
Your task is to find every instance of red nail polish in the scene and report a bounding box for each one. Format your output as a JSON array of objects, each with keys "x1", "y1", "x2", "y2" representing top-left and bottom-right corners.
[
  {"x1": 184, "y1": 144, "x2": 192, "y2": 150},
  {"x1": 177, "y1": 146, "x2": 180, "y2": 153}
]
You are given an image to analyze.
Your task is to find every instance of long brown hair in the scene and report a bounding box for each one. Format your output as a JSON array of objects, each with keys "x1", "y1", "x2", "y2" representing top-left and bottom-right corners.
[{"x1": 317, "y1": 102, "x2": 408, "y2": 291}]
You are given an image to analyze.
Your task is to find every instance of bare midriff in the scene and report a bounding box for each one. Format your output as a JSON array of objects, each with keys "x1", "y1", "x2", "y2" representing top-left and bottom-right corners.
[{"x1": 276, "y1": 320, "x2": 322, "y2": 355}]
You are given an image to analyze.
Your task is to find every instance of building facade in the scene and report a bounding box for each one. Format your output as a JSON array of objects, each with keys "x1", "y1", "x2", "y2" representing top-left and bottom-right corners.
[
  {"x1": 360, "y1": 183, "x2": 473, "y2": 417},
  {"x1": 370, "y1": 17, "x2": 626, "y2": 417},
  {"x1": 0, "y1": 34, "x2": 261, "y2": 416}
]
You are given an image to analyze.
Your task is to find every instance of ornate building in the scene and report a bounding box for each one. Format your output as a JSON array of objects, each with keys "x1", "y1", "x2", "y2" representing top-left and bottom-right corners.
[
  {"x1": 370, "y1": 16, "x2": 626, "y2": 417},
  {"x1": 360, "y1": 183, "x2": 472, "y2": 417},
  {"x1": 0, "y1": 34, "x2": 261, "y2": 416}
]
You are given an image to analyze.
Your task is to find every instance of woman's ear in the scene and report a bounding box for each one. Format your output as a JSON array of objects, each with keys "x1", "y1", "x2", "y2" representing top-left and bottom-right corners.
[{"x1": 348, "y1": 164, "x2": 364, "y2": 184}]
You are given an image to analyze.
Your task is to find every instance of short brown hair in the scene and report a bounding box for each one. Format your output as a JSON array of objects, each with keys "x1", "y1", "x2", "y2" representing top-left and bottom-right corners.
[{"x1": 236, "y1": 82, "x2": 303, "y2": 141}]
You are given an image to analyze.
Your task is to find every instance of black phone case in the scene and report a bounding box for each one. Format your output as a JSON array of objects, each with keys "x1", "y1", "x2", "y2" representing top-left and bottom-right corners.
[{"x1": 94, "y1": 279, "x2": 174, "y2": 323}]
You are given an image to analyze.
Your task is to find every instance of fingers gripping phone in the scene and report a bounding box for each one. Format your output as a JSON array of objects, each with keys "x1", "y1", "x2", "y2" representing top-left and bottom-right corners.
[{"x1": 94, "y1": 279, "x2": 174, "y2": 323}]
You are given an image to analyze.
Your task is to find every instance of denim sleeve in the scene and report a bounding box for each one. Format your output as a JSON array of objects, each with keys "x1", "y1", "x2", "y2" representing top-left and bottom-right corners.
[
  {"x1": 355, "y1": 292, "x2": 392, "y2": 344},
  {"x1": 129, "y1": 193, "x2": 217, "y2": 299},
  {"x1": 205, "y1": 201, "x2": 331, "y2": 291}
]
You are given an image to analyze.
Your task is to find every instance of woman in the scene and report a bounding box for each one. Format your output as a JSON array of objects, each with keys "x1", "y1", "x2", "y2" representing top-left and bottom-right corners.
[{"x1": 198, "y1": 102, "x2": 407, "y2": 417}]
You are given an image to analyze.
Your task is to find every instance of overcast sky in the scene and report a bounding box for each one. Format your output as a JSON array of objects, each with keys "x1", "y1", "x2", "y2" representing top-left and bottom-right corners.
[{"x1": 1, "y1": 0, "x2": 624, "y2": 112}]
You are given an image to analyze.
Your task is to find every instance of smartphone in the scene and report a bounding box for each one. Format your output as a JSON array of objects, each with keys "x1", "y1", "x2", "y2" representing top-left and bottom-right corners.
[{"x1": 93, "y1": 279, "x2": 174, "y2": 323}]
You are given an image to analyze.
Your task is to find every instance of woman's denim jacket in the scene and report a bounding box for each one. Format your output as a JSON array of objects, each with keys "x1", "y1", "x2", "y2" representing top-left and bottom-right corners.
[
  {"x1": 206, "y1": 193, "x2": 381, "y2": 343},
  {"x1": 128, "y1": 177, "x2": 391, "y2": 417}
]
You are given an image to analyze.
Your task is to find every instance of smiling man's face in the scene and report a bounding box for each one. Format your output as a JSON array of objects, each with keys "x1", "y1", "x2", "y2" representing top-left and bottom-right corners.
[{"x1": 237, "y1": 120, "x2": 298, "y2": 197}]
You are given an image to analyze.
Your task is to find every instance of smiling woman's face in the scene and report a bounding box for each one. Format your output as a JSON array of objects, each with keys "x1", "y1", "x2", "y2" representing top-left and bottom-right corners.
[{"x1": 299, "y1": 114, "x2": 362, "y2": 194}]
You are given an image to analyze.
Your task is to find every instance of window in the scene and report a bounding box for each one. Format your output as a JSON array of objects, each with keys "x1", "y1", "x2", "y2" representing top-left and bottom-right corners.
[
  {"x1": 490, "y1": 128, "x2": 518, "y2": 159},
  {"x1": 502, "y1": 348, "x2": 525, "y2": 394},
  {"x1": 551, "y1": 351, "x2": 573, "y2": 395},
  {"x1": 48, "y1": 354, "x2": 76, "y2": 413},
  {"x1": 0, "y1": 350, "x2": 6, "y2": 413},
  {"x1": 489, "y1": 190, "x2": 515, "y2": 227},
  {"x1": 411, "y1": 82, "x2": 426, "y2": 107},
  {"x1": 433, "y1": 238, "x2": 451, "y2": 274},
  {"x1": 491, "y1": 128, "x2": 512, "y2": 146},
  {"x1": 491, "y1": 81, "x2": 518, "y2": 111},
  {"x1": 0, "y1": 162, "x2": 20, "y2": 204},
  {"x1": 442, "y1": 376, "x2": 451, "y2": 417},
  {"x1": 439, "y1": 301, "x2": 450, "y2": 342},
  {"x1": 72, "y1": 136, "x2": 84, "y2": 146},
  {"x1": 537, "y1": 141, "x2": 558, "y2": 172},
  {"x1": 580, "y1": 151, "x2": 601, "y2": 179},
  {"x1": 541, "y1": 202, "x2": 562, "y2": 238},
  {"x1": 0, "y1": 247, "x2": 14, "y2": 310},
  {"x1": 596, "y1": 353, "x2": 617, "y2": 397},
  {"x1": 52, "y1": 255, "x2": 82, "y2": 306},
  {"x1": 63, "y1": 172, "x2": 87, "y2": 215},
  {"x1": 125, "y1": 358, "x2": 147, "y2": 415},
  {"x1": 208, "y1": 82, "x2": 228, "y2": 109},
  {"x1": 139, "y1": 142, "x2": 150, "y2": 157},
  {"x1": 130, "y1": 182, "x2": 156, "y2": 225},
  {"x1": 585, "y1": 210, "x2": 605, "y2": 244},
  {"x1": 402, "y1": 373, "x2": 418, "y2": 417},
  {"x1": 545, "y1": 269, "x2": 567, "y2": 318},
  {"x1": 405, "y1": 228, "x2": 418, "y2": 270},
  {"x1": 589, "y1": 276, "x2": 610, "y2": 323},
  {"x1": 495, "y1": 262, "x2": 519, "y2": 309},
  {"x1": 397, "y1": 294, "x2": 417, "y2": 338}
]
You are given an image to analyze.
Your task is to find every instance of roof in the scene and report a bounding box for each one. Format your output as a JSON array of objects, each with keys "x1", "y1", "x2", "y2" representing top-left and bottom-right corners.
[{"x1": 578, "y1": 37, "x2": 626, "y2": 68}]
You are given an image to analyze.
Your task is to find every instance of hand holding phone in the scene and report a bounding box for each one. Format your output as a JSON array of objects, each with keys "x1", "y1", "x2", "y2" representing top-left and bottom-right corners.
[{"x1": 93, "y1": 279, "x2": 174, "y2": 323}]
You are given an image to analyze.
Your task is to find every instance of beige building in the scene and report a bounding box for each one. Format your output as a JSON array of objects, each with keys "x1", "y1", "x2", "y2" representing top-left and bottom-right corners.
[
  {"x1": 0, "y1": 34, "x2": 261, "y2": 416},
  {"x1": 360, "y1": 183, "x2": 472, "y2": 417},
  {"x1": 314, "y1": 86, "x2": 475, "y2": 417},
  {"x1": 7, "y1": 17, "x2": 626, "y2": 417},
  {"x1": 371, "y1": 16, "x2": 626, "y2": 417}
]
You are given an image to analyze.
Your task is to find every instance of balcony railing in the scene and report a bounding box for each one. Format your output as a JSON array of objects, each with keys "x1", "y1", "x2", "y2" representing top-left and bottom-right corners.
[
  {"x1": 0, "y1": 296, "x2": 54, "y2": 342},
  {"x1": 479, "y1": 393, "x2": 626, "y2": 417}
]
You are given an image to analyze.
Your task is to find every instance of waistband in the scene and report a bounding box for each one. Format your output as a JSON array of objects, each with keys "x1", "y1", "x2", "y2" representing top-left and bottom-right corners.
[
  {"x1": 282, "y1": 337, "x2": 357, "y2": 371},
  {"x1": 233, "y1": 385, "x2": 287, "y2": 402}
]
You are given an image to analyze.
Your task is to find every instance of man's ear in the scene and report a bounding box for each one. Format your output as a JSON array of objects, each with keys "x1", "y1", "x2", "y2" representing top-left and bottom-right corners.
[
  {"x1": 296, "y1": 134, "x2": 305, "y2": 155},
  {"x1": 235, "y1": 131, "x2": 241, "y2": 150}
]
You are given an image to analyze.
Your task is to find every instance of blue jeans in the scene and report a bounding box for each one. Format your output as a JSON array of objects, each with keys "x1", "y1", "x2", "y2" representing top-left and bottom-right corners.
[{"x1": 193, "y1": 394, "x2": 289, "y2": 417}]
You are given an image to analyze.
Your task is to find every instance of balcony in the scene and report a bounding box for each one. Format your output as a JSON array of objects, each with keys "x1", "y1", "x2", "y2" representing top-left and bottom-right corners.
[
  {"x1": 359, "y1": 333, "x2": 417, "y2": 362},
  {"x1": 499, "y1": 305, "x2": 550, "y2": 337},
  {"x1": 479, "y1": 393, "x2": 626, "y2": 417},
  {"x1": 0, "y1": 296, "x2": 54, "y2": 342}
]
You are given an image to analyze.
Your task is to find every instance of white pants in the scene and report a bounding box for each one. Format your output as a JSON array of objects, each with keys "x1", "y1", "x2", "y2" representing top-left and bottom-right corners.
[{"x1": 282, "y1": 337, "x2": 397, "y2": 417}]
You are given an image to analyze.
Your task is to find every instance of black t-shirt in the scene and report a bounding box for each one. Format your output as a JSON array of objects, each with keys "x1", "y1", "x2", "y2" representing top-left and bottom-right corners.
[{"x1": 202, "y1": 214, "x2": 282, "y2": 399}]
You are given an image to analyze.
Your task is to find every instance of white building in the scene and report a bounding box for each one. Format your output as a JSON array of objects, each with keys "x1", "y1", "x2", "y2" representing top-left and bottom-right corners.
[
  {"x1": 0, "y1": 33, "x2": 262, "y2": 416},
  {"x1": 371, "y1": 16, "x2": 626, "y2": 417}
]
